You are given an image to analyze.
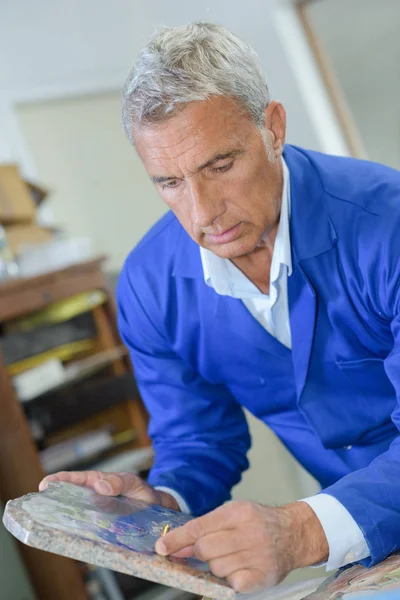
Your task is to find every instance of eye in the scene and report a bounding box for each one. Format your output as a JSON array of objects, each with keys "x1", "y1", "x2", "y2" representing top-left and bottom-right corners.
[
  {"x1": 212, "y1": 162, "x2": 234, "y2": 174},
  {"x1": 160, "y1": 179, "x2": 180, "y2": 190}
]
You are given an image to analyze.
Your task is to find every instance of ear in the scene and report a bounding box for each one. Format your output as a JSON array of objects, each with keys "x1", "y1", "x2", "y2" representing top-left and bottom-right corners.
[{"x1": 264, "y1": 101, "x2": 287, "y2": 158}]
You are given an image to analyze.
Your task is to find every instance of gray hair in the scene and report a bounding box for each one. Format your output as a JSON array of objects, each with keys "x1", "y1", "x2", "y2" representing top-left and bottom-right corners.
[{"x1": 122, "y1": 22, "x2": 270, "y2": 144}]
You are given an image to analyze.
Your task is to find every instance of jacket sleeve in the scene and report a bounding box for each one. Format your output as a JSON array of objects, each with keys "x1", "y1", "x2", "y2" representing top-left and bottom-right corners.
[
  {"x1": 322, "y1": 215, "x2": 400, "y2": 565},
  {"x1": 116, "y1": 260, "x2": 251, "y2": 516}
]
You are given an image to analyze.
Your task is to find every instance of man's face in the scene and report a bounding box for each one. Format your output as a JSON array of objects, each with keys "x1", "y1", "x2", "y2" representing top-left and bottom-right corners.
[{"x1": 135, "y1": 96, "x2": 284, "y2": 259}]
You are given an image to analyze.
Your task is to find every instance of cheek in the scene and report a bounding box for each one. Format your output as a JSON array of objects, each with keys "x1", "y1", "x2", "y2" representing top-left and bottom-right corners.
[
  {"x1": 160, "y1": 189, "x2": 198, "y2": 233},
  {"x1": 223, "y1": 180, "x2": 267, "y2": 221},
  {"x1": 232, "y1": 167, "x2": 275, "y2": 222},
  {"x1": 223, "y1": 165, "x2": 267, "y2": 213},
  {"x1": 160, "y1": 187, "x2": 187, "y2": 214}
]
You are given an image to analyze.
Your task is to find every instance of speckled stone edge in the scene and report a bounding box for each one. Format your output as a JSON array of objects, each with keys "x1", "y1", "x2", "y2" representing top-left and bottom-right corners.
[{"x1": 3, "y1": 497, "x2": 235, "y2": 600}]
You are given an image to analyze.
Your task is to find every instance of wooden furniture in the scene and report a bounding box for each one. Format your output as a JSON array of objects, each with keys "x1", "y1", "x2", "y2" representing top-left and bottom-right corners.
[{"x1": 0, "y1": 258, "x2": 150, "y2": 600}]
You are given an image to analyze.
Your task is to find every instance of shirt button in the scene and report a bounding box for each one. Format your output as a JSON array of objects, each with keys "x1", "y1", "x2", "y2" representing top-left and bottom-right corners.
[
  {"x1": 345, "y1": 552, "x2": 356, "y2": 563},
  {"x1": 344, "y1": 445, "x2": 353, "y2": 450}
]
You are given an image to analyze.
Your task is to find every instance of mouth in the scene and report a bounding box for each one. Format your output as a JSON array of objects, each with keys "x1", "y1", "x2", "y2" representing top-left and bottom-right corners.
[{"x1": 204, "y1": 223, "x2": 243, "y2": 246}]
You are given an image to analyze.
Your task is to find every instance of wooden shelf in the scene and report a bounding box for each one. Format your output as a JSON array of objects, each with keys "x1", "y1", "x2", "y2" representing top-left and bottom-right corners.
[
  {"x1": 0, "y1": 258, "x2": 150, "y2": 600},
  {"x1": 26, "y1": 371, "x2": 139, "y2": 438}
]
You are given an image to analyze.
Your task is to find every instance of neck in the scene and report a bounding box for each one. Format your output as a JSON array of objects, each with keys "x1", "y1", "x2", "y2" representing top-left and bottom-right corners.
[{"x1": 231, "y1": 244, "x2": 274, "y2": 295}]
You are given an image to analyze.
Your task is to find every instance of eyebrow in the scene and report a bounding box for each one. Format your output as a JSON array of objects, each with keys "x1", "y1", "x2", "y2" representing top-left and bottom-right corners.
[{"x1": 150, "y1": 149, "x2": 244, "y2": 184}]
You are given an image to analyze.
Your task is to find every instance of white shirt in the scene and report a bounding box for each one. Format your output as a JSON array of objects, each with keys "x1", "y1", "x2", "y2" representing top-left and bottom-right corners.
[{"x1": 158, "y1": 158, "x2": 370, "y2": 571}]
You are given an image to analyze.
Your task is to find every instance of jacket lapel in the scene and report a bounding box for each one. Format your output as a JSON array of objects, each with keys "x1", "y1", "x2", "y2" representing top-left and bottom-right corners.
[
  {"x1": 288, "y1": 264, "x2": 316, "y2": 400},
  {"x1": 284, "y1": 145, "x2": 337, "y2": 401}
]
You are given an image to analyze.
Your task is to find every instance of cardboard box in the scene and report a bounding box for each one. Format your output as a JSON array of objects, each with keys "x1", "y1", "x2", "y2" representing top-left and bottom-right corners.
[
  {"x1": 26, "y1": 180, "x2": 49, "y2": 207},
  {"x1": 4, "y1": 223, "x2": 53, "y2": 255},
  {"x1": 0, "y1": 165, "x2": 37, "y2": 224}
]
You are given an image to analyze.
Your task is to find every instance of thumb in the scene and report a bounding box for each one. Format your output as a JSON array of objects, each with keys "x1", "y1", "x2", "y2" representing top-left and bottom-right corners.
[{"x1": 94, "y1": 472, "x2": 142, "y2": 497}]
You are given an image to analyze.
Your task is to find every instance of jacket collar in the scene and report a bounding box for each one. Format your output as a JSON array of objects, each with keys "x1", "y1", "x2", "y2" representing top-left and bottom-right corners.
[{"x1": 172, "y1": 144, "x2": 337, "y2": 279}]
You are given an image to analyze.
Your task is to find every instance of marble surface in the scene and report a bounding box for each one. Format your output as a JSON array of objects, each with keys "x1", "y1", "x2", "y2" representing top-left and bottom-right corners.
[
  {"x1": 242, "y1": 554, "x2": 400, "y2": 600},
  {"x1": 302, "y1": 554, "x2": 400, "y2": 600},
  {"x1": 3, "y1": 482, "x2": 234, "y2": 600},
  {"x1": 6, "y1": 482, "x2": 400, "y2": 600}
]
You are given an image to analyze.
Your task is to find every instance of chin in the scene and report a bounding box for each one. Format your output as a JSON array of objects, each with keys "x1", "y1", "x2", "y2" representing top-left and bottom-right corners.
[{"x1": 208, "y1": 237, "x2": 258, "y2": 260}]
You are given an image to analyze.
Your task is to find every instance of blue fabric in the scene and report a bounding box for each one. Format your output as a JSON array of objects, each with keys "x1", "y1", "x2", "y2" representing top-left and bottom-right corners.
[{"x1": 117, "y1": 145, "x2": 400, "y2": 565}]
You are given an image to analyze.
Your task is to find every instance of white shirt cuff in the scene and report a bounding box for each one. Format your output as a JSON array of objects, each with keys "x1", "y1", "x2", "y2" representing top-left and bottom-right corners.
[
  {"x1": 154, "y1": 486, "x2": 191, "y2": 514},
  {"x1": 300, "y1": 494, "x2": 370, "y2": 570}
]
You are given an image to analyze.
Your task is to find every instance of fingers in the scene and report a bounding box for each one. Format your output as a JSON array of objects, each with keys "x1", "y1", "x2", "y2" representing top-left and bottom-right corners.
[
  {"x1": 169, "y1": 534, "x2": 261, "y2": 581},
  {"x1": 208, "y1": 550, "x2": 261, "y2": 580},
  {"x1": 173, "y1": 539, "x2": 270, "y2": 593},
  {"x1": 227, "y1": 568, "x2": 267, "y2": 594},
  {"x1": 39, "y1": 471, "x2": 142, "y2": 498},
  {"x1": 155, "y1": 501, "x2": 285, "y2": 593},
  {"x1": 93, "y1": 472, "x2": 141, "y2": 497},
  {"x1": 155, "y1": 502, "x2": 251, "y2": 556},
  {"x1": 169, "y1": 530, "x2": 246, "y2": 561},
  {"x1": 39, "y1": 470, "x2": 102, "y2": 491},
  {"x1": 167, "y1": 537, "x2": 271, "y2": 593},
  {"x1": 170, "y1": 545, "x2": 195, "y2": 559},
  {"x1": 155, "y1": 519, "x2": 200, "y2": 555},
  {"x1": 156, "y1": 526, "x2": 247, "y2": 561},
  {"x1": 192, "y1": 530, "x2": 249, "y2": 562}
]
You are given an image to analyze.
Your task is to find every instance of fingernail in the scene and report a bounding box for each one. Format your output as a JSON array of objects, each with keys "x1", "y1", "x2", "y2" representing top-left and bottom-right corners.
[
  {"x1": 155, "y1": 540, "x2": 168, "y2": 556},
  {"x1": 96, "y1": 480, "x2": 112, "y2": 494}
]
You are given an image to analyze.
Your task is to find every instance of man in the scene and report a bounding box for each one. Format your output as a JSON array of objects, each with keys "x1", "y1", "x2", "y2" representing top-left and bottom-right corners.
[{"x1": 40, "y1": 22, "x2": 400, "y2": 593}]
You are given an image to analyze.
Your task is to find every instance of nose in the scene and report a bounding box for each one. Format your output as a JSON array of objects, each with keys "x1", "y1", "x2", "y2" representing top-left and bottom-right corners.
[{"x1": 188, "y1": 178, "x2": 224, "y2": 228}]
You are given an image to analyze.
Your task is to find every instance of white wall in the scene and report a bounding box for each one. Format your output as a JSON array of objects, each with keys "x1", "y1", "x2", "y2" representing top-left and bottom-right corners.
[
  {"x1": 17, "y1": 93, "x2": 166, "y2": 272},
  {"x1": 0, "y1": 0, "x2": 350, "y2": 166},
  {"x1": 307, "y1": 0, "x2": 400, "y2": 169}
]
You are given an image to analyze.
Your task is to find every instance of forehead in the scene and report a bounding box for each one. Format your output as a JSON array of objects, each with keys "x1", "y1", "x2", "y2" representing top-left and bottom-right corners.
[{"x1": 134, "y1": 96, "x2": 255, "y2": 168}]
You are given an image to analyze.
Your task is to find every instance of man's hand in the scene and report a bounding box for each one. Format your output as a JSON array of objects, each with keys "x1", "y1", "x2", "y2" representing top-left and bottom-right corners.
[
  {"x1": 39, "y1": 471, "x2": 181, "y2": 511},
  {"x1": 155, "y1": 500, "x2": 329, "y2": 594}
]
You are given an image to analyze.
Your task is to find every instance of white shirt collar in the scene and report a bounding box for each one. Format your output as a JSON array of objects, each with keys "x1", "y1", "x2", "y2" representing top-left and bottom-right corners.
[{"x1": 200, "y1": 157, "x2": 292, "y2": 299}]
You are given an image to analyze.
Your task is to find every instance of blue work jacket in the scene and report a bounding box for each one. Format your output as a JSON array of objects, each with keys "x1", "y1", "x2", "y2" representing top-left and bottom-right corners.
[{"x1": 117, "y1": 145, "x2": 400, "y2": 566}]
